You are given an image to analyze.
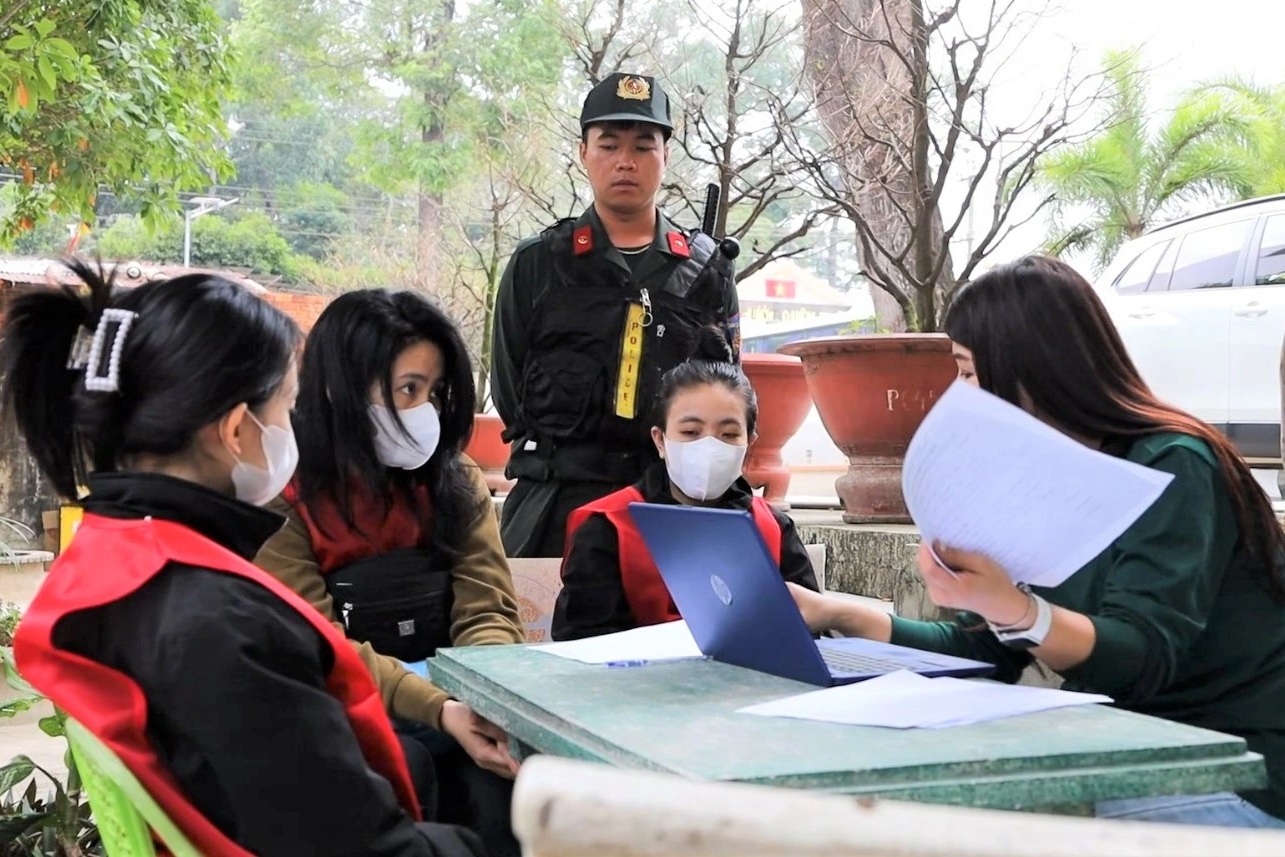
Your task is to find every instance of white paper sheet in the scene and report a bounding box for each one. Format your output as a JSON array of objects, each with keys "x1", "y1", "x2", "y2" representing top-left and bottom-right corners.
[
  {"x1": 531, "y1": 620, "x2": 705, "y2": 665},
  {"x1": 738, "y1": 670, "x2": 1111, "y2": 729},
  {"x1": 902, "y1": 381, "x2": 1174, "y2": 588}
]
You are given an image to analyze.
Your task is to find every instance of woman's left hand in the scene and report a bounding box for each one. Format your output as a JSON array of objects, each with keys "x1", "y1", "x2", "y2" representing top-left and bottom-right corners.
[
  {"x1": 440, "y1": 700, "x2": 521, "y2": 779},
  {"x1": 916, "y1": 542, "x2": 1031, "y2": 627}
]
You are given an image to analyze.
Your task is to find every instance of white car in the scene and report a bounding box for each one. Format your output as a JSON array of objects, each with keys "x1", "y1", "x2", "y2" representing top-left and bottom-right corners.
[{"x1": 1093, "y1": 194, "x2": 1285, "y2": 468}]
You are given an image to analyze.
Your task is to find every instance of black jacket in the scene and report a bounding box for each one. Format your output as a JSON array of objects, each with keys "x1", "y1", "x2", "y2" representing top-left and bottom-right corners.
[
  {"x1": 56, "y1": 473, "x2": 483, "y2": 857},
  {"x1": 551, "y1": 461, "x2": 819, "y2": 641},
  {"x1": 491, "y1": 205, "x2": 740, "y2": 558},
  {"x1": 491, "y1": 205, "x2": 740, "y2": 454}
]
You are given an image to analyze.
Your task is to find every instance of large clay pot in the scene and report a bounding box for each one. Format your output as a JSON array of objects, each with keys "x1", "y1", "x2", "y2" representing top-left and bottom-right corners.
[
  {"x1": 466, "y1": 413, "x2": 515, "y2": 495},
  {"x1": 778, "y1": 335, "x2": 956, "y2": 524},
  {"x1": 741, "y1": 353, "x2": 812, "y2": 510}
]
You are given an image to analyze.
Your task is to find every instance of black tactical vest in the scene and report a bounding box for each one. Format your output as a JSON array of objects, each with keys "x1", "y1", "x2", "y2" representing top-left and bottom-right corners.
[{"x1": 517, "y1": 219, "x2": 732, "y2": 474}]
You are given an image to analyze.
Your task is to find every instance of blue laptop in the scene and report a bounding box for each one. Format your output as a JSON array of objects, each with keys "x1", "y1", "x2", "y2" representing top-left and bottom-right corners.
[{"x1": 627, "y1": 502, "x2": 995, "y2": 687}]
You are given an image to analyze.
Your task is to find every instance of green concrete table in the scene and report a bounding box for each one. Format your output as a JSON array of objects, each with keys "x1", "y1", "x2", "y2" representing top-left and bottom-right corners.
[{"x1": 430, "y1": 645, "x2": 1266, "y2": 812}]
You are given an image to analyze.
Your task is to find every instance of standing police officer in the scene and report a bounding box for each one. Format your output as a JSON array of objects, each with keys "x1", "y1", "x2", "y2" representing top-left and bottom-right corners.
[{"x1": 491, "y1": 72, "x2": 741, "y2": 557}]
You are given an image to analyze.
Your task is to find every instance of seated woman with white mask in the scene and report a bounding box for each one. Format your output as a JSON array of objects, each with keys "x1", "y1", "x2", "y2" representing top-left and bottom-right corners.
[
  {"x1": 553, "y1": 341, "x2": 820, "y2": 641},
  {"x1": 6, "y1": 264, "x2": 484, "y2": 856},
  {"x1": 255, "y1": 289, "x2": 525, "y2": 857}
]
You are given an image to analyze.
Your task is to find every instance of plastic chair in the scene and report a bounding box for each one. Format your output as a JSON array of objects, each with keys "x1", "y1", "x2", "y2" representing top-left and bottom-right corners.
[{"x1": 64, "y1": 717, "x2": 201, "y2": 857}]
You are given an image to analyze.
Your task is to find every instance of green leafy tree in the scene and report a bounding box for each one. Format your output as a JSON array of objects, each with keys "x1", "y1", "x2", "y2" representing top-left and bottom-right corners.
[
  {"x1": 1038, "y1": 50, "x2": 1252, "y2": 270},
  {"x1": 0, "y1": 0, "x2": 234, "y2": 243},
  {"x1": 0, "y1": 185, "x2": 73, "y2": 254},
  {"x1": 1202, "y1": 78, "x2": 1285, "y2": 198},
  {"x1": 232, "y1": 0, "x2": 564, "y2": 261},
  {"x1": 276, "y1": 181, "x2": 353, "y2": 260}
]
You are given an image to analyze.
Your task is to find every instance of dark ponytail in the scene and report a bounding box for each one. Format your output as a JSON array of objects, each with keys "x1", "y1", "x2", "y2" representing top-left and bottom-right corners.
[
  {"x1": 0, "y1": 259, "x2": 105, "y2": 497},
  {"x1": 688, "y1": 324, "x2": 732, "y2": 364},
  {"x1": 1, "y1": 259, "x2": 301, "y2": 499}
]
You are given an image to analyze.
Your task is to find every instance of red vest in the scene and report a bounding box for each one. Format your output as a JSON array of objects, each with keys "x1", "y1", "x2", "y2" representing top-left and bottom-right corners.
[
  {"x1": 282, "y1": 479, "x2": 432, "y2": 573},
  {"x1": 564, "y1": 488, "x2": 782, "y2": 626},
  {"x1": 14, "y1": 514, "x2": 421, "y2": 856}
]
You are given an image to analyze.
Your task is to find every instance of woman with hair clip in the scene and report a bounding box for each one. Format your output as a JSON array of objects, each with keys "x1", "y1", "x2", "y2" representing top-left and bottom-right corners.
[
  {"x1": 255, "y1": 288, "x2": 524, "y2": 857},
  {"x1": 790, "y1": 255, "x2": 1285, "y2": 828},
  {"x1": 4, "y1": 262, "x2": 484, "y2": 856},
  {"x1": 553, "y1": 330, "x2": 820, "y2": 641}
]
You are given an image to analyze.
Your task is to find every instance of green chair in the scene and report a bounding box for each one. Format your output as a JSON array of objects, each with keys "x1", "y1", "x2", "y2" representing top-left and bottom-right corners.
[{"x1": 64, "y1": 718, "x2": 201, "y2": 857}]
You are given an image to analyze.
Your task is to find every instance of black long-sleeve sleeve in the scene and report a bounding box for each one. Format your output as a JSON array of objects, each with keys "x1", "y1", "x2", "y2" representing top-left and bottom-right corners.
[
  {"x1": 490, "y1": 239, "x2": 544, "y2": 433},
  {"x1": 60, "y1": 568, "x2": 443, "y2": 857},
  {"x1": 772, "y1": 509, "x2": 820, "y2": 592}
]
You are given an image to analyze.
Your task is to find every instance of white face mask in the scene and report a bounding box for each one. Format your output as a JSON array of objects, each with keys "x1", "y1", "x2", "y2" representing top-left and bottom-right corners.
[
  {"x1": 370, "y1": 402, "x2": 441, "y2": 470},
  {"x1": 663, "y1": 435, "x2": 747, "y2": 501},
  {"x1": 230, "y1": 411, "x2": 299, "y2": 506}
]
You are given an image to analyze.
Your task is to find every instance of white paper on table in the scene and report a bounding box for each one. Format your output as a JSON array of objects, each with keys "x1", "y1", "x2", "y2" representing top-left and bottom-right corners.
[
  {"x1": 902, "y1": 381, "x2": 1174, "y2": 588},
  {"x1": 531, "y1": 619, "x2": 706, "y2": 665},
  {"x1": 737, "y1": 670, "x2": 1111, "y2": 729}
]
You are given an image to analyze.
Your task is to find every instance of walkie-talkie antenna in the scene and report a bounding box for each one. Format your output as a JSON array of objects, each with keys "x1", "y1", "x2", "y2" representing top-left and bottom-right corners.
[{"x1": 701, "y1": 183, "x2": 720, "y2": 238}]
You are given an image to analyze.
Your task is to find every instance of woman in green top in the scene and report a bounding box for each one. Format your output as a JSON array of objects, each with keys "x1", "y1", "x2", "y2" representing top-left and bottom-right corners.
[{"x1": 792, "y1": 255, "x2": 1285, "y2": 828}]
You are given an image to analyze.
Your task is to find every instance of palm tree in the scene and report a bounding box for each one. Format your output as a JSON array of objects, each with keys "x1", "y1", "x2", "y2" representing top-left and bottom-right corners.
[
  {"x1": 1037, "y1": 50, "x2": 1251, "y2": 271},
  {"x1": 1201, "y1": 78, "x2": 1285, "y2": 198}
]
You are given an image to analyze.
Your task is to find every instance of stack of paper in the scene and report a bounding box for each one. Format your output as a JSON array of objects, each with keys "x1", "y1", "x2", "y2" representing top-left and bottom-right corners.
[
  {"x1": 902, "y1": 381, "x2": 1174, "y2": 587},
  {"x1": 531, "y1": 620, "x2": 705, "y2": 666},
  {"x1": 738, "y1": 670, "x2": 1110, "y2": 729}
]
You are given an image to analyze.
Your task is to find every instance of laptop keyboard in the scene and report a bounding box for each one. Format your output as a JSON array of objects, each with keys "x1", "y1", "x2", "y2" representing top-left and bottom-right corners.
[{"x1": 819, "y1": 647, "x2": 946, "y2": 674}]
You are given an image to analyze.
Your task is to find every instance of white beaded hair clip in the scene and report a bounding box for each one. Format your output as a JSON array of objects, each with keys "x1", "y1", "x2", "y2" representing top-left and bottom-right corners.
[
  {"x1": 79, "y1": 308, "x2": 138, "y2": 393},
  {"x1": 66, "y1": 327, "x2": 94, "y2": 371}
]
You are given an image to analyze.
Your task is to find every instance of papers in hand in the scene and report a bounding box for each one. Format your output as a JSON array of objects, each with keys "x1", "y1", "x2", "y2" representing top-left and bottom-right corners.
[
  {"x1": 738, "y1": 670, "x2": 1110, "y2": 729},
  {"x1": 903, "y1": 381, "x2": 1174, "y2": 588},
  {"x1": 532, "y1": 620, "x2": 705, "y2": 665}
]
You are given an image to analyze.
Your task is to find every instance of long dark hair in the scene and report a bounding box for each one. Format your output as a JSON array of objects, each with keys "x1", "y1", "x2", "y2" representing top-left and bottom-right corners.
[
  {"x1": 292, "y1": 288, "x2": 481, "y2": 551},
  {"x1": 945, "y1": 255, "x2": 1285, "y2": 599},
  {"x1": 0, "y1": 259, "x2": 299, "y2": 498}
]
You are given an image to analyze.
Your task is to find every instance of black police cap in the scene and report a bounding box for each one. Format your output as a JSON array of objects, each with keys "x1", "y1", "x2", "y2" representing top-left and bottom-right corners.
[{"x1": 580, "y1": 73, "x2": 673, "y2": 133}]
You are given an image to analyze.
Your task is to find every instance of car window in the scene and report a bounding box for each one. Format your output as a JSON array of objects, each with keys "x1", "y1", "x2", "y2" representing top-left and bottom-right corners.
[
  {"x1": 1166, "y1": 219, "x2": 1252, "y2": 291},
  {"x1": 1111, "y1": 240, "x2": 1169, "y2": 295},
  {"x1": 1255, "y1": 215, "x2": 1285, "y2": 286}
]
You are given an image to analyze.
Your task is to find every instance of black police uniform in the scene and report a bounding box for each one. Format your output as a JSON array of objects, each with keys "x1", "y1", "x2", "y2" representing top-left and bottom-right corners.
[{"x1": 491, "y1": 73, "x2": 741, "y2": 558}]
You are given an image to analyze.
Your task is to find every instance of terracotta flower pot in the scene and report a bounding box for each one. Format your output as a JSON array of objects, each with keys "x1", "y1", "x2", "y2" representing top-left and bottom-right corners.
[
  {"x1": 466, "y1": 413, "x2": 515, "y2": 495},
  {"x1": 741, "y1": 353, "x2": 812, "y2": 510},
  {"x1": 778, "y1": 334, "x2": 956, "y2": 524}
]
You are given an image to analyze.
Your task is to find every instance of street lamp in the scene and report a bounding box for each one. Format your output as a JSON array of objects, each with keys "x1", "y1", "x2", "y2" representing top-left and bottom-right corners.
[{"x1": 183, "y1": 195, "x2": 239, "y2": 268}]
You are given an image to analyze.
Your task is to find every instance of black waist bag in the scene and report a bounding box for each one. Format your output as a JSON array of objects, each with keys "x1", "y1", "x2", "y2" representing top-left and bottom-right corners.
[{"x1": 325, "y1": 548, "x2": 455, "y2": 662}]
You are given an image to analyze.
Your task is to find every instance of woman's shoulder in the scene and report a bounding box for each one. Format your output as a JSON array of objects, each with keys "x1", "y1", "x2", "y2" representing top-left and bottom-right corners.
[
  {"x1": 453, "y1": 452, "x2": 494, "y2": 502},
  {"x1": 1125, "y1": 432, "x2": 1218, "y2": 471}
]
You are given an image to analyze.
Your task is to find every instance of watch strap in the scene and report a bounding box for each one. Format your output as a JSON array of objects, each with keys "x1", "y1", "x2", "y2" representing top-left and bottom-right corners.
[{"x1": 993, "y1": 592, "x2": 1053, "y2": 649}]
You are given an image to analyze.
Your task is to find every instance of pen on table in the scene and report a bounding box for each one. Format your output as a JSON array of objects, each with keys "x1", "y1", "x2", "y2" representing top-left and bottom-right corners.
[{"x1": 605, "y1": 659, "x2": 650, "y2": 668}]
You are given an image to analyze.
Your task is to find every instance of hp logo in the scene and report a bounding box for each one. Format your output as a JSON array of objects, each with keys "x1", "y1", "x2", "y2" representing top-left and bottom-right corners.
[{"x1": 710, "y1": 574, "x2": 733, "y2": 606}]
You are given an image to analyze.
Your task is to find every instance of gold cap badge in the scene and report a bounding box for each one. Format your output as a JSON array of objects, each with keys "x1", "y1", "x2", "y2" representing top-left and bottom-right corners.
[{"x1": 616, "y1": 76, "x2": 651, "y2": 101}]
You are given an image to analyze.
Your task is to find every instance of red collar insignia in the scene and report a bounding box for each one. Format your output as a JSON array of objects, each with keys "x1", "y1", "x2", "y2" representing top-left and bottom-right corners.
[
  {"x1": 573, "y1": 226, "x2": 594, "y2": 255},
  {"x1": 665, "y1": 231, "x2": 690, "y2": 258}
]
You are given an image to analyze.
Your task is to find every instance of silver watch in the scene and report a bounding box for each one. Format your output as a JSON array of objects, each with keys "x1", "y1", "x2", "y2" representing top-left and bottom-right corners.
[{"x1": 989, "y1": 589, "x2": 1053, "y2": 650}]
